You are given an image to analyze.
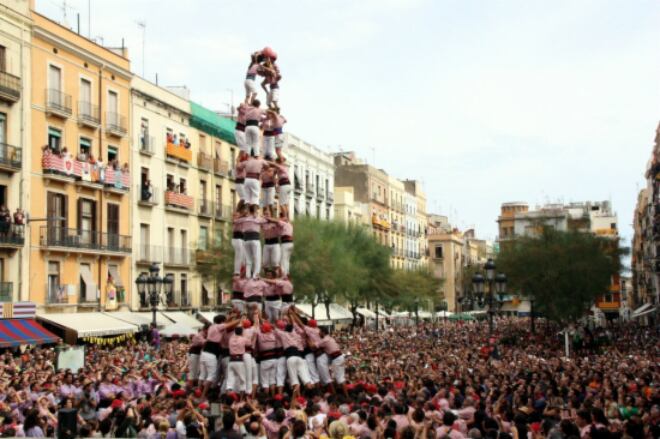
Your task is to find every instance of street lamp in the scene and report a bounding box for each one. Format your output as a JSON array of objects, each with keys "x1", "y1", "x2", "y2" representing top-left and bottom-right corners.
[
  {"x1": 135, "y1": 263, "x2": 173, "y2": 328},
  {"x1": 473, "y1": 259, "x2": 507, "y2": 335}
]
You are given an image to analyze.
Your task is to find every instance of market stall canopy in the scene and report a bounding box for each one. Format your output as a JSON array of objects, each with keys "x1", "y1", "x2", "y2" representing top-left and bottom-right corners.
[
  {"x1": 295, "y1": 303, "x2": 353, "y2": 325},
  {"x1": 448, "y1": 313, "x2": 476, "y2": 321},
  {"x1": 435, "y1": 311, "x2": 454, "y2": 318},
  {"x1": 0, "y1": 319, "x2": 60, "y2": 347},
  {"x1": 356, "y1": 307, "x2": 376, "y2": 319},
  {"x1": 105, "y1": 311, "x2": 173, "y2": 328},
  {"x1": 198, "y1": 311, "x2": 223, "y2": 324},
  {"x1": 161, "y1": 311, "x2": 204, "y2": 329},
  {"x1": 37, "y1": 312, "x2": 138, "y2": 338},
  {"x1": 160, "y1": 323, "x2": 197, "y2": 338}
]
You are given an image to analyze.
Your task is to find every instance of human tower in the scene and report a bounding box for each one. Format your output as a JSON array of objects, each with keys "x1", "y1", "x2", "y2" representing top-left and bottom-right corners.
[{"x1": 187, "y1": 48, "x2": 346, "y2": 399}]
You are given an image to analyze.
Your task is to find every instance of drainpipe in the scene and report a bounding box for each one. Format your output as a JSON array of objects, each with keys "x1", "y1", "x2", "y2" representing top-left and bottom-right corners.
[
  {"x1": 97, "y1": 66, "x2": 103, "y2": 310},
  {"x1": 18, "y1": 21, "x2": 27, "y2": 301}
]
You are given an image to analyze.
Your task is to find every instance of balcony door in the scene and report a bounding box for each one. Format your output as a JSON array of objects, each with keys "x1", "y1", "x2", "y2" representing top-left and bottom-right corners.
[
  {"x1": 47, "y1": 192, "x2": 67, "y2": 245},
  {"x1": 77, "y1": 198, "x2": 97, "y2": 248},
  {"x1": 107, "y1": 90, "x2": 118, "y2": 125},
  {"x1": 140, "y1": 224, "x2": 149, "y2": 260},
  {"x1": 0, "y1": 113, "x2": 5, "y2": 145},
  {"x1": 48, "y1": 65, "x2": 62, "y2": 107},
  {"x1": 107, "y1": 204, "x2": 119, "y2": 249}
]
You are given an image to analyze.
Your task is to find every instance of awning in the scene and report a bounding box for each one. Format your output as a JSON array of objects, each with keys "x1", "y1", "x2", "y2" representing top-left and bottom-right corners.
[
  {"x1": 435, "y1": 311, "x2": 454, "y2": 318},
  {"x1": 108, "y1": 265, "x2": 123, "y2": 287},
  {"x1": 189, "y1": 101, "x2": 236, "y2": 145},
  {"x1": 80, "y1": 265, "x2": 97, "y2": 302},
  {"x1": 632, "y1": 307, "x2": 656, "y2": 319},
  {"x1": 198, "y1": 311, "x2": 222, "y2": 324},
  {"x1": 295, "y1": 303, "x2": 354, "y2": 323},
  {"x1": 632, "y1": 303, "x2": 652, "y2": 316},
  {"x1": 357, "y1": 307, "x2": 376, "y2": 319},
  {"x1": 160, "y1": 322, "x2": 197, "y2": 338},
  {"x1": 105, "y1": 311, "x2": 173, "y2": 328},
  {"x1": 161, "y1": 311, "x2": 204, "y2": 329},
  {"x1": 37, "y1": 312, "x2": 138, "y2": 337},
  {"x1": 0, "y1": 319, "x2": 60, "y2": 347}
]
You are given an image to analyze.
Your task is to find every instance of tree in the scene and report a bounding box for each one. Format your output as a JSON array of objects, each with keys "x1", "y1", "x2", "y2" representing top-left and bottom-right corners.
[
  {"x1": 195, "y1": 235, "x2": 235, "y2": 305},
  {"x1": 496, "y1": 227, "x2": 627, "y2": 324}
]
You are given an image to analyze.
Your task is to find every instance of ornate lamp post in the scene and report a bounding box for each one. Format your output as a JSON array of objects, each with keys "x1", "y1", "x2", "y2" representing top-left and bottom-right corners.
[
  {"x1": 135, "y1": 263, "x2": 173, "y2": 327},
  {"x1": 472, "y1": 259, "x2": 507, "y2": 334}
]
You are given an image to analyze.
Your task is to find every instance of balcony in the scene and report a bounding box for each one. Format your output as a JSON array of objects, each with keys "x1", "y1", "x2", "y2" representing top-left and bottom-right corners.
[
  {"x1": 41, "y1": 152, "x2": 130, "y2": 192},
  {"x1": 213, "y1": 158, "x2": 229, "y2": 177},
  {"x1": 326, "y1": 192, "x2": 334, "y2": 203},
  {"x1": 198, "y1": 152, "x2": 213, "y2": 172},
  {"x1": 78, "y1": 101, "x2": 100, "y2": 128},
  {"x1": 294, "y1": 179, "x2": 303, "y2": 195},
  {"x1": 198, "y1": 199, "x2": 213, "y2": 218},
  {"x1": 139, "y1": 136, "x2": 155, "y2": 156},
  {"x1": 137, "y1": 244, "x2": 163, "y2": 265},
  {"x1": 165, "y1": 191, "x2": 194, "y2": 213},
  {"x1": 196, "y1": 247, "x2": 214, "y2": 264},
  {"x1": 164, "y1": 247, "x2": 192, "y2": 267},
  {"x1": 0, "y1": 143, "x2": 22, "y2": 172},
  {"x1": 137, "y1": 185, "x2": 159, "y2": 206},
  {"x1": 47, "y1": 286, "x2": 70, "y2": 305},
  {"x1": 40, "y1": 226, "x2": 131, "y2": 254},
  {"x1": 0, "y1": 71, "x2": 21, "y2": 103},
  {"x1": 0, "y1": 282, "x2": 12, "y2": 302},
  {"x1": 305, "y1": 185, "x2": 315, "y2": 198},
  {"x1": 106, "y1": 112, "x2": 127, "y2": 137},
  {"x1": 45, "y1": 89, "x2": 72, "y2": 118},
  {"x1": 168, "y1": 291, "x2": 191, "y2": 309},
  {"x1": 0, "y1": 225, "x2": 25, "y2": 249},
  {"x1": 316, "y1": 189, "x2": 324, "y2": 202},
  {"x1": 166, "y1": 141, "x2": 192, "y2": 163},
  {"x1": 215, "y1": 204, "x2": 232, "y2": 221}
]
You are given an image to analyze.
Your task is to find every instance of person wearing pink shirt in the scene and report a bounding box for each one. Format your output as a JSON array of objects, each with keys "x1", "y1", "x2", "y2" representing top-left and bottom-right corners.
[
  {"x1": 244, "y1": 54, "x2": 260, "y2": 104},
  {"x1": 274, "y1": 312, "x2": 312, "y2": 396},
  {"x1": 260, "y1": 166, "x2": 277, "y2": 214},
  {"x1": 271, "y1": 110, "x2": 287, "y2": 161},
  {"x1": 244, "y1": 99, "x2": 268, "y2": 157},
  {"x1": 235, "y1": 103, "x2": 248, "y2": 154},
  {"x1": 257, "y1": 321, "x2": 280, "y2": 393},
  {"x1": 232, "y1": 205, "x2": 248, "y2": 276},
  {"x1": 289, "y1": 309, "x2": 321, "y2": 386},
  {"x1": 234, "y1": 152, "x2": 248, "y2": 203},
  {"x1": 200, "y1": 315, "x2": 240, "y2": 396},
  {"x1": 235, "y1": 210, "x2": 266, "y2": 278},
  {"x1": 241, "y1": 155, "x2": 270, "y2": 208},
  {"x1": 261, "y1": 210, "x2": 281, "y2": 272},
  {"x1": 226, "y1": 327, "x2": 251, "y2": 394},
  {"x1": 241, "y1": 319, "x2": 259, "y2": 397},
  {"x1": 275, "y1": 275, "x2": 294, "y2": 317},
  {"x1": 316, "y1": 327, "x2": 346, "y2": 394},
  {"x1": 262, "y1": 270, "x2": 282, "y2": 322},
  {"x1": 187, "y1": 324, "x2": 208, "y2": 387},
  {"x1": 272, "y1": 159, "x2": 291, "y2": 218},
  {"x1": 231, "y1": 274, "x2": 247, "y2": 314},
  {"x1": 262, "y1": 113, "x2": 276, "y2": 161},
  {"x1": 278, "y1": 213, "x2": 294, "y2": 276}
]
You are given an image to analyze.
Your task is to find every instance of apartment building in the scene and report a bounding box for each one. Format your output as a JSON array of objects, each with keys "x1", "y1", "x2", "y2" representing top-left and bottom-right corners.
[{"x1": 30, "y1": 11, "x2": 132, "y2": 312}]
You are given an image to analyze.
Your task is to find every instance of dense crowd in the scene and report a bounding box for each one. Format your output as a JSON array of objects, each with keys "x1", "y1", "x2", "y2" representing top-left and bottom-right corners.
[{"x1": 0, "y1": 318, "x2": 657, "y2": 439}]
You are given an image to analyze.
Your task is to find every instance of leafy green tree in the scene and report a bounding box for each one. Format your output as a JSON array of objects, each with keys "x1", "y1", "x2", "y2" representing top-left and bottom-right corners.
[
  {"x1": 195, "y1": 235, "x2": 235, "y2": 300},
  {"x1": 496, "y1": 227, "x2": 627, "y2": 324}
]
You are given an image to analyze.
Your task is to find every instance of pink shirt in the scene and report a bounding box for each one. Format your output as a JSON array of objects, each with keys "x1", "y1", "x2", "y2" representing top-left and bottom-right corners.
[
  {"x1": 244, "y1": 157, "x2": 268, "y2": 175},
  {"x1": 304, "y1": 326, "x2": 321, "y2": 349},
  {"x1": 273, "y1": 114, "x2": 287, "y2": 129},
  {"x1": 318, "y1": 336, "x2": 341, "y2": 355},
  {"x1": 236, "y1": 215, "x2": 266, "y2": 234},
  {"x1": 262, "y1": 221, "x2": 280, "y2": 239},
  {"x1": 243, "y1": 278, "x2": 266, "y2": 298},
  {"x1": 274, "y1": 163, "x2": 289, "y2": 181},
  {"x1": 275, "y1": 327, "x2": 305, "y2": 351},
  {"x1": 263, "y1": 282, "x2": 279, "y2": 298},
  {"x1": 207, "y1": 323, "x2": 227, "y2": 343},
  {"x1": 243, "y1": 327, "x2": 257, "y2": 350},
  {"x1": 191, "y1": 332, "x2": 206, "y2": 348},
  {"x1": 278, "y1": 220, "x2": 293, "y2": 237},
  {"x1": 257, "y1": 330, "x2": 278, "y2": 352},
  {"x1": 275, "y1": 278, "x2": 293, "y2": 296},
  {"x1": 247, "y1": 63, "x2": 259, "y2": 76},
  {"x1": 229, "y1": 334, "x2": 250, "y2": 356},
  {"x1": 262, "y1": 118, "x2": 275, "y2": 132},
  {"x1": 245, "y1": 106, "x2": 266, "y2": 122},
  {"x1": 237, "y1": 103, "x2": 247, "y2": 124},
  {"x1": 232, "y1": 277, "x2": 246, "y2": 292},
  {"x1": 235, "y1": 162, "x2": 247, "y2": 179}
]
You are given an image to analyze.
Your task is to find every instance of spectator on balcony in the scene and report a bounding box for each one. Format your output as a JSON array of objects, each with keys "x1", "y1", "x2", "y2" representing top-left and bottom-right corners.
[
  {"x1": 184, "y1": 138, "x2": 191, "y2": 150},
  {"x1": 166, "y1": 131, "x2": 174, "y2": 144},
  {"x1": 142, "y1": 180, "x2": 153, "y2": 202},
  {"x1": 173, "y1": 134, "x2": 179, "y2": 146},
  {"x1": 0, "y1": 206, "x2": 11, "y2": 239},
  {"x1": 13, "y1": 208, "x2": 25, "y2": 238}
]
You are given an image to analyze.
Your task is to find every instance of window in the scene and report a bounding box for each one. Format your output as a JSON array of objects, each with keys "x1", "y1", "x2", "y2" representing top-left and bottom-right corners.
[
  {"x1": 77, "y1": 198, "x2": 96, "y2": 245},
  {"x1": 199, "y1": 134, "x2": 207, "y2": 152},
  {"x1": 214, "y1": 226, "x2": 223, "y2": 245},
  {"x1": 200, "y1": 180, "x2": 207, "y2": 200},
  {"x1": 181, "y1": 230, "x2": 188, "y2": 251},
  {"x1": 166, "y1": 174, "x2": 175, "y2": 191},
  {"x1": 167, "y1": 227, "x2": 175, "y2": 249},
  {"x1": 180, "y1": 274, "x2": 188, "y2": 306},
  {"x1": 0, "y1": 45, "x2": 5, "y2": 72},
  {"x1": 434, "y1": 246, "x2": 443, "y2": 259},
  {"x1": 610, "y1": 223, "x2": 617, "y2": 230},
  {"x1": 107, "y1": 90, "x2": 118, "y2": 114},
  {"x1": 48, "y1": 261, "x2": 61, "y2": 300},
  {"x1": 326, "y1": 208, "x2": 330, "y2": 219},
  {"x1": 79, "y1": 263, "x2": 95, "y2": 302},
  {"x1": 79, "y1": 137, "x2": 91, "y2": 160},
  {"x1": 48, "y1": 65, "x2": 62, "y2": 91},
  {"x1": 0, "y1": 113, "x2": 6, "y2": 145},
  {"x1": 107, "y1": 203, "x2": 119, "y2": 248},
  {"x1": 107, "y1": 146, "x2": 118, "y2": 163},
  {"x1": 179, "y1": 178, "x2": 187, "y2": 194},
  {"x1": 199, "y1": 226, "x2": 208, "y2": 250},
  {"x1": 316, "y1": 205, "x2": 321, "y2": 218},
  {"x1": 140, "y1": 118, "x2": 149, "y2": 148},
  {"x1": 80, "y1": 78, "x2": 92, "y2": 107},
  {"x1": 215, "y1": 184, "x2": 222, "y2": 207},
  {"x1": 139, "y1": 224, "x2": 149, "y2": 260},
  {"x1": 48, "y1": 127, "x2": 62, "y2": 152}
]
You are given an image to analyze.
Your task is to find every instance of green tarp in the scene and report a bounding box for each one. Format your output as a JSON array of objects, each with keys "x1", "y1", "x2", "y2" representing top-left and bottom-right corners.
[
  {"x1": 189, "y1": 101, "x2": 236, "y2": 145},
  {"x1": 447, "y1": 313, "x2": 476, "y2": 321}
]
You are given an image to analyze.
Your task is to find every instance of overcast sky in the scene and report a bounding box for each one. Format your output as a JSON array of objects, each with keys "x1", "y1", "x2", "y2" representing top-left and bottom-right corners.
[{"x1": 36, "y1": 0, "x2": 660, "y2": 248}]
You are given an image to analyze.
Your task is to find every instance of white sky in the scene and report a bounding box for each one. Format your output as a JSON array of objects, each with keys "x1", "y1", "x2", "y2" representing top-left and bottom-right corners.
[{"x1": 36, "y1": 0, "x2": 660, "y2": 249}]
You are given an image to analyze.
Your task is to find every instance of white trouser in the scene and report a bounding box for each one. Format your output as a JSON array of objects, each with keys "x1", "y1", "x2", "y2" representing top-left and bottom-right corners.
[
  {"x1": 264, "y1": 299, "x2": 282, "y2": 322},
  {"x1": 243, "y1": 353, "x2": 258, "y2": 392},
  {"x1": 263, "y1": 243, "x2": 281, "y2": 269},
  {"x1": 330, "y1": 354, "x2": 346, "y2": 384},
  {"x1": 275, "y1": 133, "x2": 284, "y2": 150},
  {"x1": 268, "y1": 87, "x2": 280, "y2": 107},
  {"x1": 232, "y1": 238, "x2": 245, "y2": 275},
  {"x1": 245, "y1": 125, "x2": 261, "y2": 157},
  {"x1": 279, "y1": 184, "x2": 291, "y2": 206},
  {"x1": 244, "y1": 78, "x2": 257, "y2": 97},
  {"x1": 260, "y1": 358, "x2": 278, "y2": 388},
  {"x1": 286, "y1": 355, "x2": 311, "y2": 387},
  {"x1": 276, "y1": 357, "x2": 287, "y2": 387},
  {"x1": 244, "y1": 178, "x2": 261, "y2": 205},
  {"x1": 280, "y1": 302, "x2": 293, "y2": 318},
  {"x1": 236, "y1": 182, "x2": 246, "y2": 202},
  {"x1": 261, "y1": 186, "x2": 276, "y2": 208},
  {"x1": 263, "y1": 135, "x2": 275, "y2": 159},
  {"x1": 317, "y1": 353, "x2": 330, "y2": 385},
  {"x1": 188, "y1": 353, "x2": 201, "y2": 381},
  {"x1": 231, "y1": 299, "x2": 245, "y2": 314},
  {"x1": 280, "y1": 242, "x2": 294, "y2": 276},
  {"x1": 244, "y1": 239, "x2": 261, "y2": 279},
  {"x1": 305, "y1": 352, "x2": 320, "y2": 384},
  {"x1": 235, "y1": 130, "x2": 248, "y2": 153},
  {"x1": 227, "y1": 360, "x2": 246, "y2": 392},
  {"x1": 199, "y1": 351, "x2": 218, "y2": 383},
  {"x1": 220, "y1": 356, "x2": 230, "y2": 391}
]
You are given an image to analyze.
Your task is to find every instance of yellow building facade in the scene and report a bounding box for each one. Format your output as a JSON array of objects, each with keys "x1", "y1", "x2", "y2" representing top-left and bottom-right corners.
[{"x1": 30, "y1": 11, "x2": 132, "y2": 312}]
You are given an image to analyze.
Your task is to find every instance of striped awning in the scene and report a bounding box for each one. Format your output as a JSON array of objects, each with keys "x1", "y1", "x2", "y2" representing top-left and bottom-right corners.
[{"x1": 0, "y1": 319, "x2": 60, "y2": 347}]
